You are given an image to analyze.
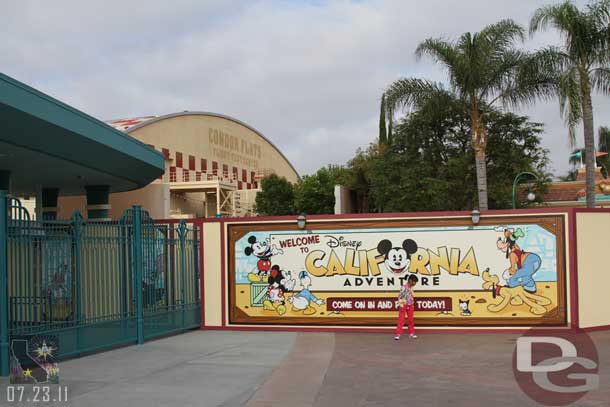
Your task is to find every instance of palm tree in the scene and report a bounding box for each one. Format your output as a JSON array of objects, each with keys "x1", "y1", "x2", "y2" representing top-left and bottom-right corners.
[
  {"x1": 598, "y1": 126, "x2": 610, "y2": 177},
  {"x1": 530, "y1": 0, "x2": 610, "y2": 207},
  {"x1": 384, "y1": 20, "x2": 551, "y2": 210}
]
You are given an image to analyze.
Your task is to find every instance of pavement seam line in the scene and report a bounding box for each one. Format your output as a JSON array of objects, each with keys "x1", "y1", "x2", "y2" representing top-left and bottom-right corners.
[{"x1": 244, "y1": 332, "x2": 335, "y2": 407}]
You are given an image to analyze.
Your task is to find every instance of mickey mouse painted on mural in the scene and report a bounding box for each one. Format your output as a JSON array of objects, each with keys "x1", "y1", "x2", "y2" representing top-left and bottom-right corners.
[
  {"x1": 263, "y1": 265, "x2": 296, "y2": 315},
  {"x1": 244, "y1": 235, "x2": 284, "y2": 283},
  {"x1": 377, "y1": 239, "x2": 418, "y2": 274}
]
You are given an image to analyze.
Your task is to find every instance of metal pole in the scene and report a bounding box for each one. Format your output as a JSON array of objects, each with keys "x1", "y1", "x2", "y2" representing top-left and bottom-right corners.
[
  {"x1": 512, "y1": 172, "x2": 539, "y2": 209},
  {"x1": 0, "y1": 190, "x2": 9, "y2": 376},
  {"x1": 72, "y1": 212, "x2": 83, "y2": 356},
  {"x1": 133, "y1": 206, "x2": 144, "y2": 344},
  {"x1": 193, "y1": 224, "x2": 200, "y2": 305},
  {"x1": 178, "y1": 221, "x2": 186, "y2": 331}
]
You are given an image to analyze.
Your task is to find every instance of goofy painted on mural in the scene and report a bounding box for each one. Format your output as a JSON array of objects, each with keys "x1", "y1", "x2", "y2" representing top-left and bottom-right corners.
[
  {"x1": 482, "y1": 227, "x2": 551, "y2": 315},
  {"x1": 496, "y1": 228, "x2": 540, "y2": 293}
]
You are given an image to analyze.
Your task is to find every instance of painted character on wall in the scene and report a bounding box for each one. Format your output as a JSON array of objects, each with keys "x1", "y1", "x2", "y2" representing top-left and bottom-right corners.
[
  {"x1": 288, "y1": 271, "x2": 324, "y2": 315},
  {"x1": 495, "y1": 228, "x2": 541, "y2": 294},
  {"x1": 377, "y1": 239, "x2": 418, "y2": 274},
  {"x1": 459, "y1": 299, "x2": 472, "y2": 316},
  {"x1": 244, "y1": 235, "x2": 284, "y2": 283},
  {"x1": 263, "y1": 265, "x2": 296, "y2": 316},
  {"x1": 482, "y1": 269, "x2": 552, "y2": 315}
]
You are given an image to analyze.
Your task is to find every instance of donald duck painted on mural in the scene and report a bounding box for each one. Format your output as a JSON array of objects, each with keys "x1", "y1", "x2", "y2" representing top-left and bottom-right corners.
[{"x1": 288, "y1": 271, "x2": 325, "y2": 315}]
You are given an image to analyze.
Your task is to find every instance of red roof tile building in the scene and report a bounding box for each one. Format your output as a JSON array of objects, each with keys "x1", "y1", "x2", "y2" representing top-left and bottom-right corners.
[{"x1": 540, "y1": 168, "x2": 610, "y2": 208}]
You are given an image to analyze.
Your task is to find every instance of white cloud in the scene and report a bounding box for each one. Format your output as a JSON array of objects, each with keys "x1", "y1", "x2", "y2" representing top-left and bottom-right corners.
[{"x1": 2, "y1": 0, "x2": 608, "y2": 177}]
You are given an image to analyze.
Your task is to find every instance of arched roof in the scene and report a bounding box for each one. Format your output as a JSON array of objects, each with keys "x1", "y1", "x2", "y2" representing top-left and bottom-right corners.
[{"x1": 108, "y1": 111, "x2": 300, "y2": 179}]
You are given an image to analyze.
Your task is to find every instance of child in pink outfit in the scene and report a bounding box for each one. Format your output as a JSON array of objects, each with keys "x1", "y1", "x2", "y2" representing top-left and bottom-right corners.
[{"x1": 394, "y1": 274, "x2": 418, "y2": 340}]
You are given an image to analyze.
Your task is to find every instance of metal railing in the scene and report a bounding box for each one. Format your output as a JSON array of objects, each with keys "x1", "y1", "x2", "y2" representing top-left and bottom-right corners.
[{"x1": 167, "y1": 169, "x2": 243, "y2": 184}]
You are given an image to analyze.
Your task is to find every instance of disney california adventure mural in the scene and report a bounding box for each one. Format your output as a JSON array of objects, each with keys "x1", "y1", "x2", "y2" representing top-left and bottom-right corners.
[{"x1": 228, "y1": 215, "x2": 567, "y2": 326}]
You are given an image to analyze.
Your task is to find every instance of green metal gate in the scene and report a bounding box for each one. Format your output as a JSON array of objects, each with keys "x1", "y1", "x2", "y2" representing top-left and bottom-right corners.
[
  {"x1": 142, "y1": 215, "x2": 201, "y2": 340},
  {"x1": 0, "y1": 197, "x2": 200, "y2": 374}
]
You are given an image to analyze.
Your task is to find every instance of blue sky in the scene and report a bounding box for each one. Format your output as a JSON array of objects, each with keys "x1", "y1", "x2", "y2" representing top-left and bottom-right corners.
[{"x1": 2, "y1": 0, "x2": 607, "y2": 178}]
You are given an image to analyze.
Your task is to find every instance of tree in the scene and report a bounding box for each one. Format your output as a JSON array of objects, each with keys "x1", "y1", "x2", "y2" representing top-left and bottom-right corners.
[
  {"x1": 379, "y1": 95, "x2": 387, "y2": 146},
  {"x1": 559, "y1": 171, "x2": 578, "y2": 181},
  {"x1": 530, "y1": 0, "x2": 610, "y2": 207},
  {"x1": 254, "y1": 174, "x2": 295, "y2": 216},
  {"x1": 384, "y1": 20, "x2": 552, "y2": 210},
  {"x1": 342, "y1": 144, "x2": 380, "y2": 213},
  {"x1": 294, "y1": 166, "x2": 343, "y2": 214},
  {"x1": 598, "y1": 126, "x2": 610, "y2": 177},
  {"x1": 366, "y1": 96, "x2": 549, "y2": 212}
]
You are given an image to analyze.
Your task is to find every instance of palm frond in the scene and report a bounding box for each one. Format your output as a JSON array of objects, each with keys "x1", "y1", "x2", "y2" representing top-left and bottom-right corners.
[
  {"x1": 479, "y1": 19, "x2": 525, "y2": 51},
  {"x1": 383, "y1": 78, "x2": 453, "y2": 116},
  {"x1": 489, "y1": 47, "x2": 560, "y2": 108},
  {"x1": 454, "y1": 31, "x2": 482, "y2": 101},
  {"x1": 529, "y1": 1, "x2": 610, "y2": 154},
  {"x1": 591, "y1": 67, "x2": 610, "y2": 94},
  {"x1": 530, "y1": 1, "x2": 580, "y2": 38},
  {"x1": 478, "y1": 21, "x2": 526, "y2": 79},
  {"x1": 531, "y1": 0, "x2": 610, "y2": 67},
  {"x1": 414, "y1": 38, "x2": 461, "y2": 90},
  {"x1": 415, "y1": 38, "x2": 457, "y2": 64},
  {"x1": 557, "y1": 66, "x2": 582, "y2": 146}
]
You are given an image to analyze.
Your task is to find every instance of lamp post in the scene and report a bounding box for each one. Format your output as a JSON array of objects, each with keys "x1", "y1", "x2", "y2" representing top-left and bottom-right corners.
[{"x1": 512, "y1": 172, "x2": 540, "y2": 209}]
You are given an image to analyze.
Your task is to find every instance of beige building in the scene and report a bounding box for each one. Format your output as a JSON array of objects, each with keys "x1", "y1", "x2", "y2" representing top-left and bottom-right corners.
[{"x1": 58, "y1": 111, "x2": 299, "y2": 219}]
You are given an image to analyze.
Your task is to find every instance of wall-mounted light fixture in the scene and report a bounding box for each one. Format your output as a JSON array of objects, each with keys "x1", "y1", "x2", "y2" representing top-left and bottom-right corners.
[
  {"x1": 297, "y1": 213, "x2": 306, "y2": 230},
  {"x1": 471, "y1": 209, "x2": 481, "y2": 225}
]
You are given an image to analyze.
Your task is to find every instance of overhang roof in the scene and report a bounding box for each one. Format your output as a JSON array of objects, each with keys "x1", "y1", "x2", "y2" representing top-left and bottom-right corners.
[{"x1": 0, "y1": 73, "x2": 165, "y2": 196}]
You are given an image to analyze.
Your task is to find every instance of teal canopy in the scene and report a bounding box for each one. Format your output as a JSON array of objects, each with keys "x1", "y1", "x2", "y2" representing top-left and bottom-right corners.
[{"x1": 0, "y1": 73, "x2": 164, "y2": 195}]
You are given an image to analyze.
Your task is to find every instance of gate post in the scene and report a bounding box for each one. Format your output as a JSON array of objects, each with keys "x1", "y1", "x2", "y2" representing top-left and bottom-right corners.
[
  {"x1": 178, "y1": 220, "x2": 187, "y2": 331},
  {"x1": 0, "y1": 190, "x2": 9, "y2": 376},
  {"x1": 72, "y1": 212, "x2": 83, "y2": 356},
  {"x1": 133, "y1": 206, "x2": 144, "y2": 345}
]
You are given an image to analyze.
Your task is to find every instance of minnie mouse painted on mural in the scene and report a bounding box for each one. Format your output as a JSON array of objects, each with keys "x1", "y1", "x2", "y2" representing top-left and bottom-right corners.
[
  {"x1": 244, "y1": 235, "x2": 283, "y2": 282},
  {"x1": 263, "y1": 265, "x2": 296, "y2": 315}
]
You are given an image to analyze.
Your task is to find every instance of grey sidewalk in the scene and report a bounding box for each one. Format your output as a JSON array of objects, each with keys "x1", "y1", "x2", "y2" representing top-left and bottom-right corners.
[
  {"x1": 1, "y1": 329, "x2": 608, "y2": 407},
  {"x1": 0, "y1": 330, "x2": 296, "y2": 407}
]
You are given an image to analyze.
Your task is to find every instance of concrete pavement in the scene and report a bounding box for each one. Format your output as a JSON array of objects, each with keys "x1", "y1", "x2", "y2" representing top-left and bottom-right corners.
[
  {"x1": 0, "y1": 330, "x2": 296, "y2": 407},
  {"x1": 0, "y1": 329, "x2": 608, "y2": 406}
]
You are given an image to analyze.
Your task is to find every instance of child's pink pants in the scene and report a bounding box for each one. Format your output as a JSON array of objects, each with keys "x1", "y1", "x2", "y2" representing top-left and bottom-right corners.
[{"x1": 395, "y1": 304, "x2": 415, "y2": 336}]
